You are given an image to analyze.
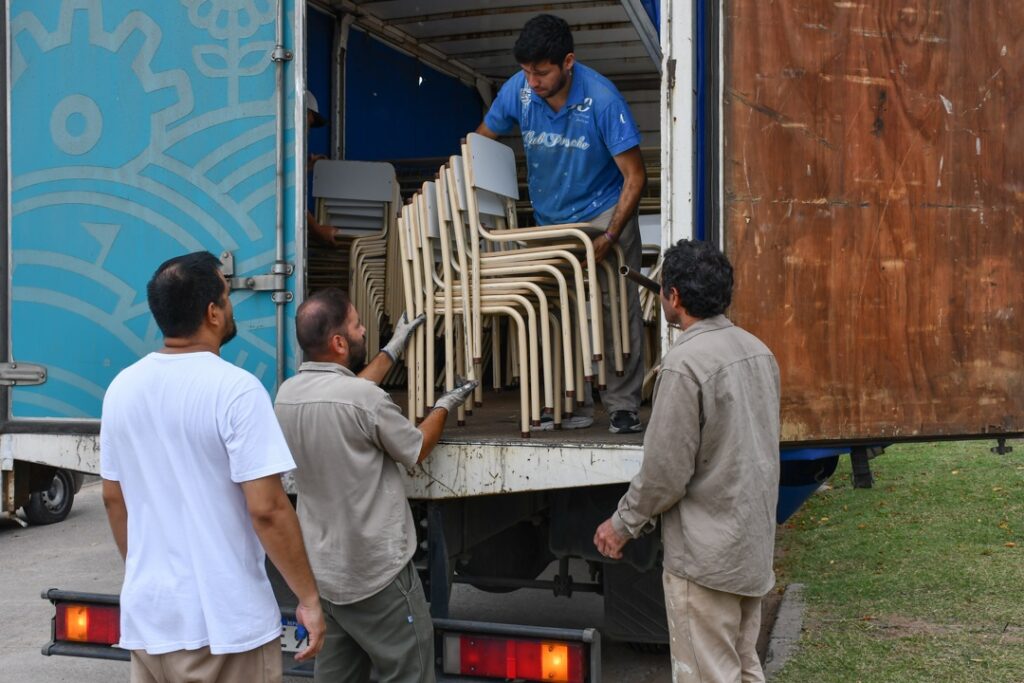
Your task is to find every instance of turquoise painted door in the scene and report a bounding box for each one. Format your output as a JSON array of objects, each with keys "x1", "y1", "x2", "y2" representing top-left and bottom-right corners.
[{"x1": 8, "y1": 0, "x2": 300, "y2": 420}]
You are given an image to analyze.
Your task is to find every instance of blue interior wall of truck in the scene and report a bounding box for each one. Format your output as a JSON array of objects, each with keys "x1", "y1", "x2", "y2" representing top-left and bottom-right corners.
[
  {"x1": 641, "y1": 0, "x2": 660, "y2": 32},
  {"x1": 343, "y1": 28, "x2": 482, "y2": 161}
]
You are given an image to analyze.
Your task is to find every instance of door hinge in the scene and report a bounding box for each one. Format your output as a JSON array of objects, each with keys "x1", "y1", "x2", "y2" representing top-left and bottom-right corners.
[
  {"x1": 220, "y1": 252, "x2": 294, "y2": 303},
  {"x1": 0, "y1": 362, "x2": 47, "y2": 386}
]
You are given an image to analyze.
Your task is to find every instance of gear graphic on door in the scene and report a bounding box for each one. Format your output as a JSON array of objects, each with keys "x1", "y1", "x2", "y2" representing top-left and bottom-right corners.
[{"x1": 8, "y1": 0, "x2": 291, "y2": 419}]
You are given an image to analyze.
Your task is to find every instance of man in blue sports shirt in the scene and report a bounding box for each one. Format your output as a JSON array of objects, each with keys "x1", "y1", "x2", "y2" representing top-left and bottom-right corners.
[{"x1": 476, "y1": 13, "x2": 648, "y2": 434}]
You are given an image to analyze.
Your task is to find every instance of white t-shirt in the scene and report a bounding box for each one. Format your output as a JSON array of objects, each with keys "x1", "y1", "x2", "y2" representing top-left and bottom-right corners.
[{"x1": 100, "y1": 351, "x2": 296, "y2": 655}]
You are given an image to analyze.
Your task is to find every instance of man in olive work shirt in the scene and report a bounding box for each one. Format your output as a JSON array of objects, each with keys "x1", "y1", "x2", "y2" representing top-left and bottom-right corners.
[
  {"x1": 594, "y1": 240, "x2": 781, "y2": 683},
  {"x1": 274, "y1": 288, "x2": 476, "y2": 683}
]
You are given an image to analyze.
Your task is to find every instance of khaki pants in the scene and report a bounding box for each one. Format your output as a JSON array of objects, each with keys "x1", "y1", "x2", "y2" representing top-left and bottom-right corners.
[
  {"x1": 315, "y1": 561, "x2": 434, "y2": 683},
  {"x1": 663, "y1": 572, "x2": 765, "y2": 683},
  {"x1": 131, "y1": 638, "x2": 281, "y2": 683}
]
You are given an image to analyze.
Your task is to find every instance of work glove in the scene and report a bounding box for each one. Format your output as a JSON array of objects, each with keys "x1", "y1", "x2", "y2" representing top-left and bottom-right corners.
[
  {"x1": 434, "y1": 378, "x2": 479, "y2": 413},
  {"x1": 382, "y1": 312, "x2": 426, "y2": 361}
]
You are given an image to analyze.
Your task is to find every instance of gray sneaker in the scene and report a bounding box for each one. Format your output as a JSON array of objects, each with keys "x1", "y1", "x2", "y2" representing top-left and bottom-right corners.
[
  {"x1": 534, "y1": 414, "x2": 594, "y2": 431},
  {"x1": 609, "y1": 410, "x2": 643, "y2": 434}
]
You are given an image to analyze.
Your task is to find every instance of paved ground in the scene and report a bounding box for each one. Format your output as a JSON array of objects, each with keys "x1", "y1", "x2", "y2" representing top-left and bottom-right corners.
[{"x1": 1, "y1": 479, "x2": 670, "y2": 682}]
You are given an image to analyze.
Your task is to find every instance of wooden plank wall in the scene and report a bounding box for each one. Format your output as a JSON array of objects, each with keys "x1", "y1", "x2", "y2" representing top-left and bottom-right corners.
[{"x1": 722, "y1": 1, "x2": 1023, "y2": 442}]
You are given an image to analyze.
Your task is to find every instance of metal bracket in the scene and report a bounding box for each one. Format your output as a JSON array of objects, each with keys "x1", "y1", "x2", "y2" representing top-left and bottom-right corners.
[
  {"x1": 0, "y1": 362, "x2": 47, "y2": 386},
  {"x1": 220, "y1": 252, "x2": 294, "y2": 302},
  {"x1": 271, "y1": 45, "x2": 293, "y2": 62}
]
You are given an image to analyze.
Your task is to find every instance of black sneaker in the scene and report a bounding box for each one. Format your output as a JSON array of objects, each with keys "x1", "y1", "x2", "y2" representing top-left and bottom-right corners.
[{"x1": 609, "y1": 410, "x2": 642, "y2": 434}]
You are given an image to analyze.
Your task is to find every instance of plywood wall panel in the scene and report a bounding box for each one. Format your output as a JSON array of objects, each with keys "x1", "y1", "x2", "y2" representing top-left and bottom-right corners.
[{"x1": 722, "y1": 1, "x2": 1024, "y2": 442}]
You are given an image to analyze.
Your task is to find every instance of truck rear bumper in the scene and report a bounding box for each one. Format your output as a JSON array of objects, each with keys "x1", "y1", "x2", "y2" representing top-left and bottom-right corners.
[{"x1": 42, "y1": 590, "x2": 603, "y2": 681}]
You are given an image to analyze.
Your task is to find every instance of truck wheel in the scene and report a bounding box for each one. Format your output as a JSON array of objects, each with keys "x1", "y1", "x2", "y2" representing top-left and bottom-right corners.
[{"x1": 23, "y1": 469, "x2": 76, "y2": 525}]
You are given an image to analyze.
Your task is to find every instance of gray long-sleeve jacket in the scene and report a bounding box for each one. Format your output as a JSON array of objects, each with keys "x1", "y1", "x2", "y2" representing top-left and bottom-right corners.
[{"x1": 612, "y1": 315, "x2": 781, "y2": 597}]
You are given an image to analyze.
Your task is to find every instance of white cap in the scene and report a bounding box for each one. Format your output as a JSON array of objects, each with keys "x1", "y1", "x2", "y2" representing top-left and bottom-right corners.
[{"x1": 305, "y1": 90, "x2": 326, "y2": 127}]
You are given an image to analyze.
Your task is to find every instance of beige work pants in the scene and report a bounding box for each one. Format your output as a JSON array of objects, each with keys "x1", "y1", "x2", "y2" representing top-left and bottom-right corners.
[
  {"x1": 662, "y1": 572, "x2": 765, "y2": 683},
  {"x1": 131, "y1": 638, "x2": 281, "y2": 683}
]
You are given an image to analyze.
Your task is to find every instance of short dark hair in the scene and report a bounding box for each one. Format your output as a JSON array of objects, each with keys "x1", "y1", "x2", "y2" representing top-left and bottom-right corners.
[
  {"x1": 296, "y1": 288, "x2": 351, "y2": 357},
  {"x1": 661, "y1": 240, "x2": 734, "y2": 319},
  {"x1": 147, "y1": 251, "x2": 227, "y2": 338},
  {"x1": 513, "y1": 14, "x2": 573, "y2": 65}
]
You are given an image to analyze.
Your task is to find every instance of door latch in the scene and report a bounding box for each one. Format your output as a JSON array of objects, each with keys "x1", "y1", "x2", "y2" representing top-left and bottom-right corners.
[{"x1": 220, "y1": 252, "x2": 294, "y2": 303}]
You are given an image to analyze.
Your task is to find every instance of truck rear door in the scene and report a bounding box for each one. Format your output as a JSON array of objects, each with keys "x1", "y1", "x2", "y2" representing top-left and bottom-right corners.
[
  {"x1": 4, "y1": 0, "x2": 303, "y2": 424},
  {"x1": 719, "y1": 1, "x2": 1024, "y2": 443}
]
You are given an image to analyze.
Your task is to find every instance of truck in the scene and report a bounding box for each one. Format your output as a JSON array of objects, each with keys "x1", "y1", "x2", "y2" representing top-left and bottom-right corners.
[{"x1": 11, "y1": 0, "x2": 1022, "y2": 680}]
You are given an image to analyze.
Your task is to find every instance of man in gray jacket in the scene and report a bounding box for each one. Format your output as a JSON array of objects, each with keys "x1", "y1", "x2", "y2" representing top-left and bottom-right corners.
[{"x1": 593, "y1": 240, "x2": 781, "y2": 683}]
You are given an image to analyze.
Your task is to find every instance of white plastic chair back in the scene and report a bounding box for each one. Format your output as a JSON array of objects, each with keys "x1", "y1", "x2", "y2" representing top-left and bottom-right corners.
[
  {"x1": 422, "y1": 181, "x2": 445, "y2": 285},
  {"x1": 312, "y1": 160, "x2": 396, "y2": 236},
  {"x1": 638, "y1": 213, "x2": 662, "y2": 247},
  {"x1": 448, "y1": 155, "x2": 469, "y2": 213},
  {"x1": 312, "y1": 160, "x2": 396, "y2": 202},
  {"x1": 466, "y1": 133, "x2": 519, "y2": 200},
  {"x1": 638, "y1": 213, "x2": 662, "y2": 275},
  {"x1": 423, "y1": 181, "x2": 441, "y2": 239}
]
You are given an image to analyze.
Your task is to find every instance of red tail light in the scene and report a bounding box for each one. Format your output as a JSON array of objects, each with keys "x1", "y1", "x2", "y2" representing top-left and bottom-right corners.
[
  {"x1": 55, "y1": 603, "x2": 120, "y2": 646},
  {"x1": 443, "y1": 633, "x2": 585, "y2": 682}
]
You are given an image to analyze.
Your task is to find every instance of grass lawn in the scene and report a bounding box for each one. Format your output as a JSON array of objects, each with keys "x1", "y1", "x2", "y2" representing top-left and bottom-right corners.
[{"x1": 773, "y1": 439, "x2": 1024, "y2": 683}]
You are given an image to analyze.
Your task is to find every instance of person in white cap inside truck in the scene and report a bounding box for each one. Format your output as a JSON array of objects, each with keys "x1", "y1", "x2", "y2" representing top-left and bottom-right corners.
[{"x1": 305, "y1": 90, "x2": 342, "y2": 246}]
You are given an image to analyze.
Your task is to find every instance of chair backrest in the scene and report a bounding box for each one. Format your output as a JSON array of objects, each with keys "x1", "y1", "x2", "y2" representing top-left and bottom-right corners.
[
  {"x1": 422, "y1": 181, "x2": 441, "y2": 240},
  {"x1": 436, "y1": 165, "x2": 452, "y2": 225},
  {"x1": 441, "y1": 162, "x2": 474, "y2": 280},
  {"x1": 447, "y1": 155, "x2": 469, "y2": 213},
  {"x1": 466, "y1": 133, "x2": 519, "y2": 200},
  {"x1": 313, "y1": 160, "x2": 396, "y2": 236},
  {"x1": 638, "y1": 213, "x2": 662, "y2": 247},
  {"x1": 312, "y1": 160, "x2": 396, "y2": 202},
  {"x1": 458, "y1": 142, "x2": 509, "y2": 230}
]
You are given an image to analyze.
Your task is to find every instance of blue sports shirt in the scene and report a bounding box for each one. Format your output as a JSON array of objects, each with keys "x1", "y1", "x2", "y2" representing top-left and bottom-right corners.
[{"x1": 484, "y1": 63, "x2": 642, "y2": 226}]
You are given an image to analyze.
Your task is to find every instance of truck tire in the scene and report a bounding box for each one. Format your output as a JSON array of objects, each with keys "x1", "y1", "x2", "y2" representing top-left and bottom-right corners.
[{"x1": 23, "y1": 469, "x2": 76, "y2": 525}]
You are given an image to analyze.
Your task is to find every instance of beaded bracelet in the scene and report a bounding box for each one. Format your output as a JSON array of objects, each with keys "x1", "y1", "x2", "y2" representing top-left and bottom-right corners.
[{"x1": 603, "y1": 230, "x2": 619, "y2": 243}]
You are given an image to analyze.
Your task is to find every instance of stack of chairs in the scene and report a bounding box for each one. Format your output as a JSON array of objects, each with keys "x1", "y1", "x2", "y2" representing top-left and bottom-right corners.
[
  {"x1": 395, "y1": 133, "x2": 638, "y2": 436},
  {"x1": 637, "y1": 213, "x2": 663, "y2": 399},
  {"x1": 312, "y1": 161, "x2": 404, "y2": 367}
]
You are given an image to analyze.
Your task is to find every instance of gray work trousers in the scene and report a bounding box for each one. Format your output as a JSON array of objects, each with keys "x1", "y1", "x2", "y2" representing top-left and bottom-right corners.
[
  {"x1": 578, "y1": 206, "x2": 644, "y2": 416},
  {"x1": 314, "y1": 561, "x2": 435, "y2": 683}
]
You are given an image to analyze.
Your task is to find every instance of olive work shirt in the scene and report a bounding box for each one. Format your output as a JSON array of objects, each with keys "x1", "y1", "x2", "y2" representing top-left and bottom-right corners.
[
  {"x1": 612, "y1": 315, "x2": 781, "y2": 597},
  {"x1": 274, "y1": 362, "x2": 423, "y2": 605}
]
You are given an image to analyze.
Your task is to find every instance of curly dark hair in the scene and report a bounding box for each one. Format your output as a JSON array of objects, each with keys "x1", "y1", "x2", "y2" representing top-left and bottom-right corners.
[
  {"x1": 661, "y1": 240, "x2": 734, "y2": 319},
  {"x1": 513, "y1": 14, "x2": 573, "y2": 65}
]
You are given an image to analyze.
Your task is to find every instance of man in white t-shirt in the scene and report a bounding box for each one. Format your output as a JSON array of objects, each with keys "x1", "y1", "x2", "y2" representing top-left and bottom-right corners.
[{"x1": 100, "y1": 251, "x2": 325, "y2": 683}]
